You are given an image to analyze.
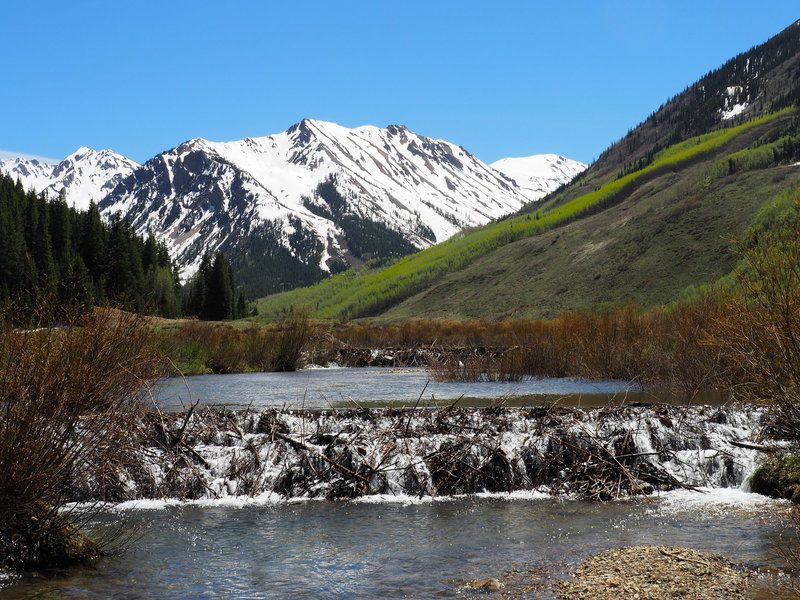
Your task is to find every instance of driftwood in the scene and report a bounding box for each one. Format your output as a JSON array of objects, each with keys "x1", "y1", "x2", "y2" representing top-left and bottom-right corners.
[{"x1": 334, "y1": 346, "x2": 507, "y2": 369}]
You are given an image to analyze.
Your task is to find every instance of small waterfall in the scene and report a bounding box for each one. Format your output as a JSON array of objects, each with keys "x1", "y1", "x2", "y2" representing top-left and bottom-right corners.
[{"x1": 72, "y1": 405, "x2": 767, "y2": 503}]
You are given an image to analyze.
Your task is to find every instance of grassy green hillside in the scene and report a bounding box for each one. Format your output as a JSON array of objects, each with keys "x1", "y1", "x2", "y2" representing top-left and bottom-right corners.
[
  {"x1": 382, "y1": 165, "x2": 800, "y2": 321},
  {"x1": 255, "y1": 108, "x2": 800, "y2": 321},
  {"x1": 252, "y1": 22, "x2": 800, "y2": 322}
]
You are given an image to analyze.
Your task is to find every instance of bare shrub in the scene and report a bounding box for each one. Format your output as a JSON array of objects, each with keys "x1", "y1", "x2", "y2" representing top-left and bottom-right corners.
[
  {"x1": 269, "y1": 307, "x2": 315, "y2": 371},
  {"x1": 154, "y1": 321, "x2": 248, "y2": 374},
  {"x1": 709, "y1": 201, "x2": 800, "y2": 441},
  {"x1": 0, "y1": 307, "x2": 159, "y2": 570},
  {"x1": 775, "y1": 505, "x2": 800, "y2": 593},
  {"x1": 152, "y1": 308, "x2": 317, "y2": 374},
  {"x1": 428, "y1": 348, "x2": 522, "y2": 382},
  {"x1": 704, "y1": 199, "x2": 800, "y2": 577},
  {"x1": 333, "y1": 305, "x2": 725, "y2": 389}
]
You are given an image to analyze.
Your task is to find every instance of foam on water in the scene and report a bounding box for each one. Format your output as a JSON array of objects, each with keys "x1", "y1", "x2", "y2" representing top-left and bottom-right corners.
[{"x1": 653, "y1": 487, "x2": 785, "y2": 515}]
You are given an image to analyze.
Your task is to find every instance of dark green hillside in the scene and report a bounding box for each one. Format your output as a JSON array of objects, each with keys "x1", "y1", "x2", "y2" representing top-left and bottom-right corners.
[{"x1": 255, "y1": 21, "x2": 800, "y2": 322}]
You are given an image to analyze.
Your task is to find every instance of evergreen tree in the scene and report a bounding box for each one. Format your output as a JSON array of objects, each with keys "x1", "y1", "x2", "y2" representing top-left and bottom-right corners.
[
  {"x1": 49, "y1": 191, "x2": 72, "y2": 265},
  {"x1": 142, "y1": 232, "x2": 159, "y2": 274},
  {"x1": 79, "y1": 201, "x2": 108, "y2": 295},
  {"x1": 205, "y1": 253, "x2": 235, "y2": 320},
  {"x1": 236, "y1": 291, "x2": 247, "y2": 320},
  {"x1": 32, "y1": 193, "x2": 55, "y2": 290},
  {"x1": 0, "y1": 171, "x2": 199, "y2": 320},
  {"x1": 184, "y1": 251, "x2": 246, "y2": 321}
]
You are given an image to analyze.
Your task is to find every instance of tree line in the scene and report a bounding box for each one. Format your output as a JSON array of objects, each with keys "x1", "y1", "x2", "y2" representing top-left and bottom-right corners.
[{"x1": 0, "y1": 171, "x2": 246, "y2": 320}]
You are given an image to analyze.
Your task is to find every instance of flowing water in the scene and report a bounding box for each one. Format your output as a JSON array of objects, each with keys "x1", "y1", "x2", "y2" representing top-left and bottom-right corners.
[
  {"x1": 0, "y1": 492, "x2": 793, "y2": 599},
  {"x1": 0, "y1": 371, "x2": 792, "y2": 598}
]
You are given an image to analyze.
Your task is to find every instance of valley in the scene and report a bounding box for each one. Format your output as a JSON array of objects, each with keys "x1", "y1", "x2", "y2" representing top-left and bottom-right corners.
[{"x1": 3, "y1": 9, "x2": 800, "y2": 600}]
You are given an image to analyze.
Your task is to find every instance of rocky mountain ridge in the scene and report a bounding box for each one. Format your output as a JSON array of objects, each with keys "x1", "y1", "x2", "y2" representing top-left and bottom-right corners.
[{"x1": 0, "y1": 148, "x2": 138, "y2": 211}]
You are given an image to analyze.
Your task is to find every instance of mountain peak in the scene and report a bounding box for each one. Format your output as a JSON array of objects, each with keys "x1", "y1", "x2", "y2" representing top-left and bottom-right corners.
[
  {"x1": 66, "y1": 146, "x2": 97, "y2": 161},
  {"x1": 288, "y1": 118, "x2": 335, "y2": 133},
  {"x1": 0, "y1": 145, "x2": 138, "y2": 211},
  {"x1": 491, "y1": 154, "x2": 587, "y2": 199},
  {"x1": 386, "y1": 124, "x2": 409, "y2": 136},
  {"x1": 286, "y1": 119, "x2": 318, "y2": 145}
]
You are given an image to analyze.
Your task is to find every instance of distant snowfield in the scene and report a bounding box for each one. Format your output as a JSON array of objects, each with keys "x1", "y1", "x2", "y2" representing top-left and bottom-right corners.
[{"x1": 0, "y1": 147, "x2": 138, "y2": 211}]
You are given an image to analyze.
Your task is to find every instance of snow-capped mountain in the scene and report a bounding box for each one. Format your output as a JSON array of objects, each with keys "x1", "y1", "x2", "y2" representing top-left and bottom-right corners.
[
  {"x1": 100, "y1": 120, "x2": 582, "y2": 293},
  {"x1": 490, "y1": 154, "x2": 586, "y2": 199},
  {"x1": 2, "y1": 120, "x2": 584, "y2": 296},
  {"x1": 0, "y1": 148, "x2": 138, "y2": 211}
]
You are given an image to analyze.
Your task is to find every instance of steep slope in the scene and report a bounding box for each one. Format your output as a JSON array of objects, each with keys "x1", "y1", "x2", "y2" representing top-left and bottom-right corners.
[
  {"x1": 381, "y1": 142, "x2": 800, "y2": 320},
  {"x1": 0, "y1": 148, "x2": 138, "y2": 211},
  {"x1": 101, "y1": 120, "x2": 573, "y2": 295},
  {"x1": 543, "y1": 19, "x2": 800, "y2": 212},
  {"x1": 491, "y1": 154, "x2": 586, "y2": 200},
  {"x1": 256, "y1": 19, "x2": 800, "y2": 321}
]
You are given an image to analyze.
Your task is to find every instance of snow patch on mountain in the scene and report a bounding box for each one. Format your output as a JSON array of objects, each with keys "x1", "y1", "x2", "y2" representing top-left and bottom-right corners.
[
  {"x1": 720, "y1": 85, "x2": 749, "y2": 121},
  {"x1": 490, "y1": 154, "x2": 586, "y2": 200},
  {"x1": 0, "y1": 148, "x2": 139, "y2": 211}
]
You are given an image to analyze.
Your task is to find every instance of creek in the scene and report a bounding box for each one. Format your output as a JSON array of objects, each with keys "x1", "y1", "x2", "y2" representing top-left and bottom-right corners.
[
  {"x1": 0, "y1": 493, "x2": 792, "y2": 599},
  {"x1": 0, "y1": 369, "x2": 793, "y2": 598}
]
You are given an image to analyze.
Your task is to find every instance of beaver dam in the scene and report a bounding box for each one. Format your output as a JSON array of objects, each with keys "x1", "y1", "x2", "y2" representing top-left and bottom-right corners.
[
  {"x1": 4, "y1": 402, "x2": 797, "y2": 599},
  {"x1": 73, "y1": 404, "x2": 763, "y2": 503}
]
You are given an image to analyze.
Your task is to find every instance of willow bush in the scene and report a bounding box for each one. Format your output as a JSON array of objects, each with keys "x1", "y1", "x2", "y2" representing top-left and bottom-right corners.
[
  {"x1": 151, "y1": 307, "x2": 318, "y2": 375},
  {"x1": 0, "y1": 308, "x2": 159, "y2": 570},
  {"x1": 709, "y1": 199, "x2": 800, "y2": 441}
]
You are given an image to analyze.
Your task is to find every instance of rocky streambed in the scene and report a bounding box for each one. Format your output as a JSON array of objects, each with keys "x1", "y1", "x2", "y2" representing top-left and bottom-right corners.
[{"x1": 555, "y1": 545, "x2": 754, "y2": 600}]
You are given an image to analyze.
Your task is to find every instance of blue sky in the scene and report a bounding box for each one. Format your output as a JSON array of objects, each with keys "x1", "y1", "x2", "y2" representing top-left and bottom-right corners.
[{"x1": 1, "y1": 2, "x2": 798, "y2": 165}]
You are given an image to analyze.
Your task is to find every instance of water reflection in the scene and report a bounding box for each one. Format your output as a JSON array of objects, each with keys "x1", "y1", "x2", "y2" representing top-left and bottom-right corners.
[{"x1": 153, "y1": 367, "x2": 718, "y2": 412}]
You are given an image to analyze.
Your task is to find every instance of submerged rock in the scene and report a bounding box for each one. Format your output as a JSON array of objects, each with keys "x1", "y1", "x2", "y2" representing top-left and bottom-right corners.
[{"x1": 470, "y1": 577, "x2": 505, "y2": 591}]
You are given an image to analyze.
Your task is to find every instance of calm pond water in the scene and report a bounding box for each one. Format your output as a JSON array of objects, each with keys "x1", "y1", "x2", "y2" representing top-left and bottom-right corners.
[
  {"x1": 0, "y1": 491, "x2": 793, "y2": 599},
  {"x1": 153, "y1": 367, "x2": 700, "y2": 412}
]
